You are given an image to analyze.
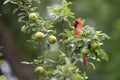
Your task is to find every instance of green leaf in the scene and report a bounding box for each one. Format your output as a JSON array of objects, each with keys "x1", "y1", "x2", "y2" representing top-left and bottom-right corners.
[
  {"x1": 18, "y1": 13, "x2": 26, "y2": 16},
  {"x1": 73, "y1": 74, "x2": 82, "y2": 80},
  {"x1": 102, "y1": 33, "x2": 111, "y2": 39},
  {"x1": 34, "y1": 0, "x2": 40, "y2": 3},
  {"x1": 62, "y1": 0, "x2": 72, "y2": 7},
  {"x1": 10, "y1": 1, "x2": 17, "y2": 4},
  {"x1": 95, "y1": 31, "x2": 102, "y2": 36},
  {"x1": 82, "y1": 71, "x2": 88, "y2": 80},
  {"x1": 87, "y1": 62, "x2": 96, "y2": 70},
  {"x1": 100, "y1": 49, "x2": 109, "y2": 61},
  {"x1": 47, "y1": 25, "x2": 54, "y2": 29},
  {"x1": 45, "y1": 59, "x2": 57, "y2": 63},
  {"x1": 71, "y1": 38, "x2": 82, "y2": 43},
  {"x1": 3, "y1": 0, "x2": 10, "y2": 5},
  {"x1": 81, "y1": 19, "x2": 85, "y2": 25},
  {"x1": 65, "y1": 8, "x2": 70, "y2": 14},
  {"x1": 65, "y1": 57, "x2": 71, "y2": 64},
  {"x1": 60, "y1": 51, "x2": 66, "y2": 57},
  {"x1": 18, "y1": 16, "x2": 26, "y2": 22},
  {"x1": 30, "y1": 7, "x2": 38, "y2": 11},
  {"x1": 0, "y1": 60, "x2": 3, "y2": 64},
  {"x1": 13, "y1": 8, "x2": 19, "y2": 14},
  {"x1": 59, "y1": 39, "x2": 63, "y2": 43},
  {"x1": 0, "y1": 75, "x2": 6, "y2": 80},
  {"x1": 62, "y1": 0, "x2": 68, "y2": 7}
]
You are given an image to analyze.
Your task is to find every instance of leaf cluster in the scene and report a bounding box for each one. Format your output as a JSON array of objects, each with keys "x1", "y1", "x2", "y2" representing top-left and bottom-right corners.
[
  {"x1": 3, "y1": 0, "x2": 110, "y2": 80},
  {"x1": 48, "y1": 0, "x2": 74, "y2": 22}
]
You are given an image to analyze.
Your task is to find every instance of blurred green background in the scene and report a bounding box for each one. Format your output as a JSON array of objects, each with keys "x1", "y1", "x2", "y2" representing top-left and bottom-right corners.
[{"x1": 0, "y1": 0, "x2": 120, "y2": 80}]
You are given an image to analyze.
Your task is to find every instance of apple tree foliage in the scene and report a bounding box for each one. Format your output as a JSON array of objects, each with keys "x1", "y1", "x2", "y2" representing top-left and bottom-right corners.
[{"x1": 3, "y1": 0, "x2": 110, "y2": 80}]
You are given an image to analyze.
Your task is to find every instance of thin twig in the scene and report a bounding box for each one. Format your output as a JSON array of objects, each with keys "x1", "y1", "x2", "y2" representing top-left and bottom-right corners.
[
  {"x1": 39, "y1": 41, "x2": 44, "y2": 64},
  {"x1": 62, "y1": 20, "x2": 68, "y2": 56}
]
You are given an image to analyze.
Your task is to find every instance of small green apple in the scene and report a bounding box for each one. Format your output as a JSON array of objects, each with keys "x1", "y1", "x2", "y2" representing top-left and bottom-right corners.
[
  {"x1": 29, "y1": 13, "x2": 38, "y2": 21},
  {"x1": 91, "y1": 42, "x2": 100, "y2": 50},
  {"x1": 48, "y1": 35, "x2": 57, "y2": 44},
  {"x1": 81, "y1": 47, "x2": 89, "y2": 55},
  {"x1": 34, "y1": 32, "x2": 44, "y2": 40},
  {"x1": 21, "y1": 26, "x2": 27, "y2": 34},
  {"x1": 34, "y1": 66, "x2": 45, "y2": 74}
]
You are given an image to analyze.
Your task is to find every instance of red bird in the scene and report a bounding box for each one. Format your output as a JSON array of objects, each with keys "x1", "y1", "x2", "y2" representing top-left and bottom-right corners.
[{"x1": 72, "y1": 18, "x2": 82, "y2": 36}]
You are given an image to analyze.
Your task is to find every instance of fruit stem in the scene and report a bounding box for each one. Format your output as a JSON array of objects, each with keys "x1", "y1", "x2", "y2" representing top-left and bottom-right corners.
[{"x1": 39, "y1": 41, "x2": 44, "y2": 64}]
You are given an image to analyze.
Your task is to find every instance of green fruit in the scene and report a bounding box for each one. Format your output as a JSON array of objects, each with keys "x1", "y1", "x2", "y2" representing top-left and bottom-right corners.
[
  {"x1": 34, "y1": 66, "x2": 45, "y2": 74},
  {"x1": 29, "y1": 13, "x2": 38, "y2": 21},
  {"x1": 46, "y1": 71, "x2": 52, "y2": 75},
  {"x1": 48, "y1": 35, "x2": 57, "y2": 44},
  {"x1": 34, "y1": 32, "x2": 44, "y2": 40},
  {"x1": 21, "y1": 26, "x2": 27, "y2": 34},
  {"x1": 91, "y1": 42, "x2": 100, "y2": 50},
  {"x1": 81, "y1": 47, "x2": 89, "y2": 55}
]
